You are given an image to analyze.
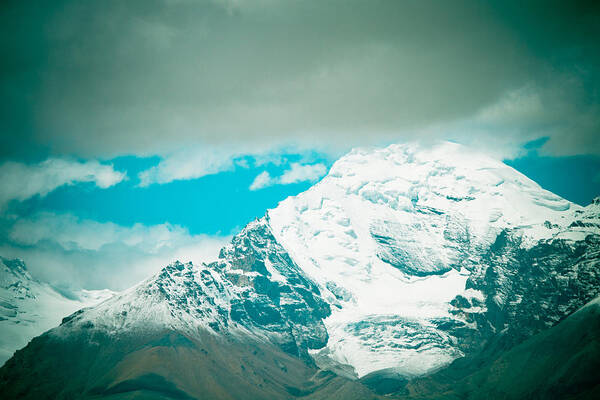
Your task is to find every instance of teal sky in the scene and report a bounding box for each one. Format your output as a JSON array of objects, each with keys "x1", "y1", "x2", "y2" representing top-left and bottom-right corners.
[
  {"x1": 0, "y1": 0, "x2": 599, "y2": 291},
  {"x1": 19, "y1": 151, "x2": 334, "y2": 236}
]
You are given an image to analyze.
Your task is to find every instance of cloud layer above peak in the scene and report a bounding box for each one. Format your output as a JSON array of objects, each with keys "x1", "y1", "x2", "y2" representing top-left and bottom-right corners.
[{"x1": 1, "y1": 0, "x2": 599, "y2": 159}]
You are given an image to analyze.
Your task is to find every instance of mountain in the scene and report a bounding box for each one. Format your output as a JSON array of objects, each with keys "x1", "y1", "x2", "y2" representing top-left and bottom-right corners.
[
  {"x1": 268, "y1": 142, "x2": 598, "y2": 378},
  {"x1": 0, "y1": 257, "x2": 114, "y2": 365},
  {"x1": 0, "y1": 142, "x2": 598, "y2": 399}
]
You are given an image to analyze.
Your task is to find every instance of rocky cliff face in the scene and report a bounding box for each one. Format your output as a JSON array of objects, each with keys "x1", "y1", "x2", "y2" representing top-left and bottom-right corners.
[
  {"x1": 54, "y1": 218, "x2": 331, "y2": 362},
  {"x1": 213, "y1": 218, "x2": 331, "y2": 357},
  {"x1": 443, "y1": 200, "x2": 600, "y2": 351}
]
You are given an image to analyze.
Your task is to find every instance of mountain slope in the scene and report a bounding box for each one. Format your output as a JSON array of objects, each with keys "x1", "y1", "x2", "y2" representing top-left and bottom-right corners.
[
  {"x1": 0, "y1": 142, "x2": 598, "y2": 398},
  {"x1": 0, "y1": 257, "x2": 114, "y2": 365},
  {"x1": 0, "y1": 256, "x2": 372, "y2": 399},
  {"x1": 0, "y1": 326, "x2": 373, "y2": 400},
  {"x1": 401, "y1": 295, "x2": 600, "y2": 399}
]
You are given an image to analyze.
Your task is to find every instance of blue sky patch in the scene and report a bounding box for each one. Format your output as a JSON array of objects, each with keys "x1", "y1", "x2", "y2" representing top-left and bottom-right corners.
[{"x1": 22, "y1": 151, "x2": 333, "y2": 235}]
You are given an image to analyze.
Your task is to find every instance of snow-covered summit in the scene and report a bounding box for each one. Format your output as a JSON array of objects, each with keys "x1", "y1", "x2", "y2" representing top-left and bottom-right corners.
[
  {"x1": 270, "y1": 141, "x2": 578, "y2": 270},
  {"x1": 267, "y1": 141, "x2": 593, "y2": 377},
  {"x1": 269, "y1": 141, "x2": 587, "y2": 284}
]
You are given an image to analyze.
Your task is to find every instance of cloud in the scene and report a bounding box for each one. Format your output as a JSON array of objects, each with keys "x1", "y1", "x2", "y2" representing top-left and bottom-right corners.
[
  {"x1": 2, "y1": 1, "x2": 599, "y2": 159},
  {"x1": 137, "y1": 144, "x2": 331, "y2": 186},
  {"x1": 249, "y1": 171, "x2": 273, "y2": 191},
  {"x1": 249, "y1": 162, "x2": 327, "y2": 190},
  {"x1": 9, "y1": 213, "x2": 184, "y2": 252},
  {"x1": 0, "y1": 159, "x2": 126, "y2": 208},
  {"x1": 280, "y1": 163, "x2": 327, "y2": 184},
  {"x1": 137, "y1": 145, "x2": 273, "y2": 186},
  {"x1": 1, "y1": 212, "x2": 230, "y2": 290},
  {"x1": 138, "y1": 147, "x2": 243, "y2": 186},
  {"x1": 437, "y1": 83, "x2": 600, "y2": 158}
]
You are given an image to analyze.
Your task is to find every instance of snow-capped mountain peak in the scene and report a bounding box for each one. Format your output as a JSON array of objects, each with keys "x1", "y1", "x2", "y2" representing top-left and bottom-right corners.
[
  {"x1": 267, "y1": 141, "x2": 593, "y2": 377},
  {"x1": 5, "y1": 142, "x2": 598, "y2": 383}
]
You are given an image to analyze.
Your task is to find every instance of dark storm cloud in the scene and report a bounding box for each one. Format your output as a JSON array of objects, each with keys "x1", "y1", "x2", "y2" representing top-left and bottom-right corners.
[{"x1": 1, "y1": 0, "x2": 599, "y2": 158}]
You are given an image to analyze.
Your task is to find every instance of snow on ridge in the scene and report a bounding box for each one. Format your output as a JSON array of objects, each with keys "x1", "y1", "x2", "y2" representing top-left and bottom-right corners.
[{"x1": 57, "y1": 261, "x2": 235, "y2": 336}]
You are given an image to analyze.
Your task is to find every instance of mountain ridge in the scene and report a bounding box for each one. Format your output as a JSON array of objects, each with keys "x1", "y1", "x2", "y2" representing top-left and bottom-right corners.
[{"x1": 1, "y1": 141, "x2": 599, "y2": 398}]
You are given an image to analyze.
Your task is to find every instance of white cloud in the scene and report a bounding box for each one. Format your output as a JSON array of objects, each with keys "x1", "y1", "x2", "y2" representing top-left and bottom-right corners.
[
  {"x1": 137, "y1": 144, "x2": 330, "y2": 187},
  {"x1": 138, "y1": 147, "x2": 241, "y2": 186},
  {"x1": 0, "y1": 159, "x2": 126, "y2": 208},
  {"x1": 9, "y1": 213, "x2": 188, "y2": 252},
  {"x1": 249, "y1": 162, "x2": 328, "y2": 190},
  {"x1": 2, "y1": 212, "x2": 230, "y2": 290},
  {"x1": 136, "y1": 145, "x2": 280, "y2": 187},
  {"x1": 249, "y1": 171, "x2": 273, "y2": 191},
  {"x1": 280, "y1": 163, "x2": 327, "y2": 184}
]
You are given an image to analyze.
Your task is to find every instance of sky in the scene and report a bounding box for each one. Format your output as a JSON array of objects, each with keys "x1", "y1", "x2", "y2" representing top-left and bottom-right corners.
[{"x1": 0, "y1": 0, "x2": 599, "y2": 292}]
